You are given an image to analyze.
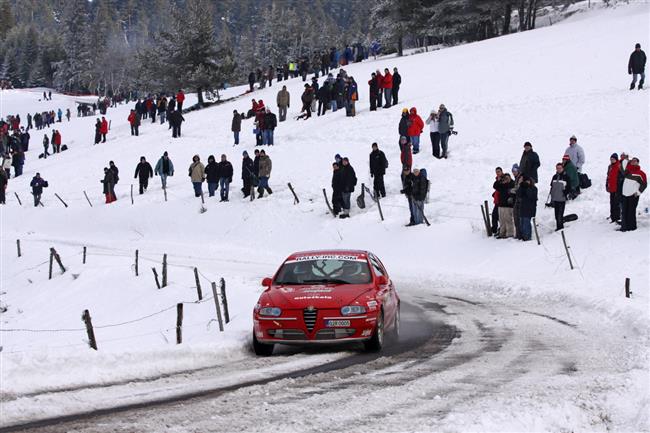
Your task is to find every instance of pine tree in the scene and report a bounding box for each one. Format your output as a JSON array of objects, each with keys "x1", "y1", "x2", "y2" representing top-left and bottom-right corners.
[
  {"x1": 54, "y1": 0, "x2": 93, "y2": 91},
  {"x1": 0, "y1": 0, "x2": 14, "y2": 40}
]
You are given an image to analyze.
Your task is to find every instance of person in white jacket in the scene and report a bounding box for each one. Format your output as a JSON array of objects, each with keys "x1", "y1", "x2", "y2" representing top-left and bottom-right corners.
[
  {"x1": 425, "y1": 109, "x2": 441, "y2": 159},
  {"x1": 564, "y1": 135, "x2": 585, "y2": 172}
]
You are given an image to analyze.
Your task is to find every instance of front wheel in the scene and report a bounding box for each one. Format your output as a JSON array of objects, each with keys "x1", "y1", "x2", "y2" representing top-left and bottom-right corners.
[
  {"x1": 364, "y1": 311, "x2": 384, "y2": 352},
  {"x1": 252, "y1": 332, "x2": 274, "y2": 356},
  {"x1": 389, "y1": 304, "x2": 400, "y2": 342}
]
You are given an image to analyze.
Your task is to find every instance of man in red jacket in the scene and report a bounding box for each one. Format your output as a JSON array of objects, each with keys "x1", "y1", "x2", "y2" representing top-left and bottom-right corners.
[
  {"x1": 606, "y1": 153, "x2": 621, "y2": 223},
  {"x1": 176, "y1": 89, "x2": 185, "y2": 111},
  {"x1": 407, "y1": 107, "x2": 424, "y2": 154},
  {"x1": 375, "y1": 70, "x2": 384, "y2": 108},
  {"x1": 382, "y1": 68, "x2": 393, "y2": 108},
  {"x1": 128, "y1": 110, "x2": 140, "y2": 136},
  {"x1": 100, "y1": 117, "x2": 109, "y2": 143}
]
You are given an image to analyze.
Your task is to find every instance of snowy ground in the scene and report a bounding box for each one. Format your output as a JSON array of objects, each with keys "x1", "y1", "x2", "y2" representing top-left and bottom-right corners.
[{"x1": 1, "y1": 2, "x2": 649, "y2": 432}]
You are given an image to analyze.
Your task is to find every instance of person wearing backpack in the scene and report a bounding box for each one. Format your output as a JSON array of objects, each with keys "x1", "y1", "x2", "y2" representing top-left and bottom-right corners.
[
  {"x1": 369, "y1": 142, "x2": 388, "y2": 198},
  {"x1": 30, "y1": 173, "x2": 48, "y2": 207}
]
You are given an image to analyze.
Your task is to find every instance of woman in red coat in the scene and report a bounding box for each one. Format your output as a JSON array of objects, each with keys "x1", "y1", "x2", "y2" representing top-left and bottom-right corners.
[
  {"x1": 407, "y1": 107, "x2": 424, "y2": 154},
  {"x1": 382, "y1": 68, "x2": 393, "y2": 108},
  {"x1": 606, "y1": 153, "x2": 621, "y2": 222},
  {"x1": 100, "y1": 117, "x2": 109, "y2": 143},
  {"x1": 375, "y1": 70, "x2": 384, "y2": 108}
]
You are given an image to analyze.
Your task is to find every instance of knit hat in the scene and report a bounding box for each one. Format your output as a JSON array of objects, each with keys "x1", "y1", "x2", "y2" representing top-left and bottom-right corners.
[
  {"x1": 570, "y1": 135, "x2": 577, "y2": 140},
  {"x1": 636, "y1": 43, "x2": 641, "y2": 49},
  {"x1": 562, "y1": 154, "x2": 570, "y2": 161},
  {"x1": 610, "y1": 153, "x2": 618, "y2": 160},
  {"x1": 242, "y1": 150, "x2": 248, "y2": 156},
  {"x1": 512, "y1": 163, "x2": 520, "y2": 172},
  {"x1": 402, "y1": 108, "x2": 408, "y2": 113},
  {"x1": 524, "y1": 141, "x2": 532, "y2": 148}
]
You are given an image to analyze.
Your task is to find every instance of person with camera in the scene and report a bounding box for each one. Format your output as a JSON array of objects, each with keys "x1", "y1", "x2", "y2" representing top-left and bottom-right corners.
[
  {"x1": 493, "y1": 173, "x2": 515, "y2": 238},
  {"x1": 549, "y1": 163, "x2": 570, "y2": 231},
  {"x1": 516, "y1": 175, "x2": 538, "y2": 241},
  {"x1": 438, "y1": 104, "x2": 454, "y2": 159},
  {"x1": 426, "y1": 109, "x2": 441, "y2": 158}
]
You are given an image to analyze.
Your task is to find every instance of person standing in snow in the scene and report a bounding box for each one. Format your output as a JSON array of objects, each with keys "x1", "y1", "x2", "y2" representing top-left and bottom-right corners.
[
  {"x1": 382, "y1": 68, "x2": 393, "y2": 108},
  {"x1": 109, "y1": 160, "x2": 120, "y2": 187},
  {"x1": 298, "y1": 84, "x2": 315, "y2": 120},
  {"x1": 263, "y1": 108, "x2": 277, "y2": 145},
  {"x1": 231, "y1": 110, "x2": 241, "y2": 145},
  {"x1": 2, "y1": 153, "x2": 11, "y2": 179},
  {"x1": 410, "y1": 168, "x2": 428, "y2": 226},
  {"x1": 248, "y1": 71, "x2": 256, "y2": 92},
  {"x1": 241, "y1": 150, "x2": 255, "y2": 198},
  {"x1": 407, "y1": 107, "x2": 424, "y2": 154},
  {"x1": 398, "y1": 109, "x2": 410, "y2": 148},
  {"x1": 400, "y1": 137, "x2": 413, "y2": 170},
  {"x1": 169, "y1": 110, "x2": 185, "y2": 138},
  {"x1": 392, "y1": 67, "x2": 401, "y2": 105},
  {"x1": 100, "y1": 117, "x2": 109, "y2": 143},
  {"x1": 549, "y1": 163, "x2": 569, "y2": 231},
  {"x1": 491, "y1": 167, "x2": 504, "y2": 234},
  {"x1": 128, "y1": 109, "x2": 140, "y2": 136},
  {"x1": 516, "y1": 176, "x2": 537, "y2": 241},
  {"x1": 134, "y1": 156, "x2": 153, "y2": 194},
  {"x1": 438, "y1": 104, "x2": 454, "y2": 159},
  {"x1": 616, "y1": 152, "x2": 630, "y2": 220},
  {"x1": 606, "y1": 153, "x2": 621, "y2": 223},
  {"x1": 277, "y1": 86, "x2": 290, "y2": 122},
  {"x1": 65, "y1": 109, "x2": 71, "y2": 122},
  {"x1": 494, "y1": 173, "x2": 515, "y2": 238},
  {"x1": 425, "y1": 109, "x2": 441, "y2": 158},
  {"x1": 562, "y1": 154, "x2": 580, "y2": 198},
  {"x1": 564, "y1": 135, "x2": 585, "y2": 172},
  {"x1": 345, "y1": 77, "x2": 358, "y2": 117},
  {"x1": 369, "y1": 142, "x2": 388, "y2": 198},
  {"x1": 368, "y1": 72, "x2": 379, "y2": 111},
  {"x1": 257, "y1": 150, "x2": 272, "y2": 198},
  {"x1": 176, "y1": 90, "x2": 185, "y2": 112},
  {"x1": 205, "y1": 155, "x2": 219, "y2": 197},
  {"x1": 0, "y1": 167, "x2": 7, "y2": 204},
  {"x1": 375, "y1": 70, "x2": 384, "y2": 108},
  {"x1": 628, "y1": 43, "x2": 646, "y2": 90},
  {"x1": 189, "y1": 155, "x2": 205, "y2": 198},
  {"x1": 620, "y1": 157, "x2": 647, "y2": 232},
  {"x1": 158, "y1": 96, "x2": 168, "y2": 125},
  {"x1": 57, "y1": 108, "x2": 62, "y2": 123},
  {"x1": 30, "y1": 173, "x2": 48, "y2": 207},
  {"x1": 217, "y1": 154, "x2": 234, "y2": 202},
  {"x1": 43, "y1": 134, "x2": 50, "y2": 158},
  {"x1": 102, "y1": 167, "x2": 117, "y2": 204},
  {"x1": 339, "y1": 157, "x2": 357, "y2": 219},
  {"x1": 94, "y1": 119, "x2": 102, "y2": 145},
  {"x1": 317, "y1": 81, "x2": 331, "y2": 116},
  {"x1": 331, "y1": 162, "x2": 344, "y2": 216},
  {"x1": 155, "y1": 151, "x2": 174, "y2": 190},
  {"x1": 519, "y1": 142, "x2": 540, "y2": 183}
]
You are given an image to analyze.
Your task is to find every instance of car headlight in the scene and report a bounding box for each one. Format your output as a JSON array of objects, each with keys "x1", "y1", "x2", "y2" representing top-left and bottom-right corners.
[
  {"x1": 259, "y1": 307, "x2": 282, "y2": 317},
  {"x1": 341, "y1": 305, "x2": 367, "y2": 316}
]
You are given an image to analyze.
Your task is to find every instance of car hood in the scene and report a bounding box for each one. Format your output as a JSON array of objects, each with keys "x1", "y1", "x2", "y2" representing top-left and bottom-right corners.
[{"x1": 265, "y1": 284, "x2": 374, "y2": 309}]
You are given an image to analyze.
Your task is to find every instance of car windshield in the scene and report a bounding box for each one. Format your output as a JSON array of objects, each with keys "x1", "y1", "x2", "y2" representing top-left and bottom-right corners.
[{"x1": 274, "y1": 258, "x2": 372, "y2": 285}]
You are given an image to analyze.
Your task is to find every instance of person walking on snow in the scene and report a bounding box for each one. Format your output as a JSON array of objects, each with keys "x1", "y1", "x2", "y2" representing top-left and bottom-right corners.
[
  {"x1": 564, "y1": 135, "x2": 585, "y2": 172},
  {"x1": 257, "y1": 150, "x2": 273, "y2": 198},
  {"x1": 134, "y1": 156, "x2": 153, "y2": 194},
  {"x1": 128, "y1": 110, "x2": 140, "y2": 136},
  {"x1": 231, "y1": 110, "x2": 241, "y2": 145},
  {"x1": 102, "y1": 167, "x2": 117, "y2": 204},
  {"x1": 277, "y1": 86, "x2": 290, "y2": 122},
  {"x1": 217, "y1": 154, "x2": 234, "y2": 202},
  {"x1": 30, "y1": 173, "x2": 48, "y2": 206},
  {"x1": 205, "y1": 155, "x2": 219, "y2": 197},
  {"x1": 628, "y1": 43, "x2": 646, "y2": 90},
  {"x1": 43, "y1": 134, "x2": 50, "y2": 158},
  {"x1": 241, "y1": 151, "x2": 255, "y2": 198},
  {"x1": 620, "y1": 157, "x2": 647, "y2": 232},
  {"x1": 369, "y1": 142, "x2": 388, "y2": 198},
  {"x1": 189, "y1": 155, "x2": 205, "y2": 198},
  {"x1": 169, "y1": 110, "x2": 185, "y2": 138},
  {"x1": 155, "y1": 151, "x2": 174, "y2": 189},
  {"x1": 407, "y1": 107, "x2": 424, "y2": 154}
]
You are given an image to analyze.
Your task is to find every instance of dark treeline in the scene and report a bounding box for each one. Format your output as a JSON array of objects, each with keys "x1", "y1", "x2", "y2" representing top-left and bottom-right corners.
[{"x1": 1, "y1": 0, "x2": 575, "y2": 96}]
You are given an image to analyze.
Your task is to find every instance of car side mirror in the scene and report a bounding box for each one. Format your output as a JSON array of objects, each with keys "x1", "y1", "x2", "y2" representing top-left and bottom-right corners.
[
  {"x1": 377, "y1": 275, "x2": 388, "y2": 285},
  {"x1": 262, "y1": 277, "x2": 273, "y2": 287}
]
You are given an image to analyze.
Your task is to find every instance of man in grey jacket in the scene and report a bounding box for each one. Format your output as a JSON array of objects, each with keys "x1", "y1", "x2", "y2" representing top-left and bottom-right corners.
[
  {"x1": 277, "y1": 86, "x2": 290, "y2": 122},
  {"x1": 564, "y1": 135, "x2": 585, "y2": 172},
  {"x1": 438, "y1": 104, "x2": 454, "y2": 159}
]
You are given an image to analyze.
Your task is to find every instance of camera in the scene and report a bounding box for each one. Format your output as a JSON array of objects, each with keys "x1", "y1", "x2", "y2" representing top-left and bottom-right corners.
[{"x1": 451, "y1": 130, "x2": 458, "y2": 135}]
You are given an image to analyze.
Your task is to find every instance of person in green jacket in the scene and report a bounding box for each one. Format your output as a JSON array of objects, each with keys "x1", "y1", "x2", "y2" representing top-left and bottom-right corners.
[{"x1": 562, "y1": 154, "x2": 579, "y2": 199}]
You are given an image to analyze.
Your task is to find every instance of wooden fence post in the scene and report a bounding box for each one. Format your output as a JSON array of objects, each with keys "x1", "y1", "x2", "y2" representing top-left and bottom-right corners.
[
  {"x1": 625, "y1": 278, "x2": 632, "y2": 298},
  {"x1": 82, "y1": 309, "x2": 98, "y2": 350},
  {"x1": 220, "y1": 278, "x2": 230, "y2": 324},
  {"x1": 16, "y1": 239, "x2": 21, "y2": 257},
  {"x1": 135, "y1": 249, "x2": 139, "y2": 276},
  {"x1": 130, "y1": 184, "x2": 134, "y2": 205},
  {"x1": 162, "y1": 254, "x2": 168, "y2": 287},
  {"x1": 211, "y1": 282, "x2": 224, "y2": 332},
  {"x1": 83, "y1": 190, "x2": 93, "y2": 207},
  {"x1": 194, "y1": 267, "x2": 203, "y2": 301},
  {"x1": 54, "y1": 193, "x2": 68, "y2": 208},
  {"x1": 152, "y1": 267, "x2": 161, "y2": 289},
  {"x1": 560, "y1": 230, "x2": 574, "y2": 270},
  {"x1": 50, "y1": 247, "x2": 66, "y2": 274},
  {"x1": 287, "y1": 182, "x2": 300, "y2": 204},
  {"x1": 176, "y1": 303, "x2": 183, "y2": 344},
  {"x1": 14, "y1": 192, "x2": 22, "y2": 206},
  {"x1": 48, "y1": 249, "x2": 53, "y2": 280},
  {"x1": 532, "y1": 217, "x2": 541, "y2": 245},
  {"x1": 83, "y1": 246, "x2": 87, "y2": 264}
]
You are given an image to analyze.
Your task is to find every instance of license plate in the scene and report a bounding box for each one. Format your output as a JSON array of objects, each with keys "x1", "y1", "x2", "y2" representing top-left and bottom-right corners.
[{"x1": 326, "y1": 320, "x2": 350, "y2": 327}]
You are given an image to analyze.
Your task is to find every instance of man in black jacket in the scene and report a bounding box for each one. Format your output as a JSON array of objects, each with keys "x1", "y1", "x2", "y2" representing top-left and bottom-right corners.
[
  {"x1": 392, "y1": 67, "x2": 401, "y2": 105},
  {"x1": 248, "y1": 71, "x2": 256, "y2": 92},
  {"x1": 519, "y1": 141, "x2": 541, "y2": 183},
  {"x1": 369, "y1": 142, "x2": 388, "y2": 198},
  {"x1": 217, "y1": 154, "x2": 234, "y2": 202},
  {"x1": 205, "y1": 155, "x2": 219, "y2": 197},
  {"x1": 169, "y1": 110, "x2": 184, "y2": 138},
  {"x1": 339, "y1": 157, "x2": 357, "y2": 219},
  {"x1": 368, "y1": 73, "x2": 378, "y2": 111},
  {"x1": 262, "y1": 108, "x2": 277, "y2": 145},
  {"x1": 134, "y1": 156, "x2": 153, "y2": 194},
  {"x1": 410, "y1": 168, "x2": 428, "y2": 225},
  {"x1": 628, "y1": 43, "x2": 646, "y2": 90},
  {"x1": 232, "y1": 110, "x2": 241, "y2": 145},
  {"x1": 241, "y1": 151, "x2": 255, "y2": 198},
  {"x1": 331, "y1": 162, "x2": 344, "y2": 216}
]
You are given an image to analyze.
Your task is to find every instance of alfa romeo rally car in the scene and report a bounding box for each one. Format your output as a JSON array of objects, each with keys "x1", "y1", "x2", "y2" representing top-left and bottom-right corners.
[{"x1": 252, "y1": 250, "x2": 400, "y2": 356}]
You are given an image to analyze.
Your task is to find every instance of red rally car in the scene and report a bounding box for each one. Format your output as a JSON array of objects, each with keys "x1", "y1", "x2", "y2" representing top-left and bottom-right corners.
[{"x1": 253, "y1": 250, "x2": 400, "y2": 356}]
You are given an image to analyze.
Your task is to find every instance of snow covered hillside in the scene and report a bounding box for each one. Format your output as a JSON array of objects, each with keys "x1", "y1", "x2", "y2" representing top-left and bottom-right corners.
[{"x1": 1, "y1": 3, "x2": 649, "y2": 431}]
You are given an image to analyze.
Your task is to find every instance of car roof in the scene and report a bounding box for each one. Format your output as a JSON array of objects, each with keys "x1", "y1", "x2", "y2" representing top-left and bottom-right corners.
[{"x1": 285, "y1": 250, "x2": 371, "y2": 261}]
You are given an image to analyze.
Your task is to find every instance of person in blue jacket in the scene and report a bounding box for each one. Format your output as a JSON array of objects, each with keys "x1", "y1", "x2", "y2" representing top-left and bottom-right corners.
[
  {"x1": 30, "y1": 172, "x2": 48, "y2": 206},
  {"x1": 154, "y1": 151, "x2": 174, "y2": 189}
]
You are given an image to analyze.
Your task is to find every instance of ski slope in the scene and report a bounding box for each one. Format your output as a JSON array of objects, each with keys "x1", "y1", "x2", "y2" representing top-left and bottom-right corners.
[{"x1": 1, "y1": 2, "x2": 649, "y2": 432}]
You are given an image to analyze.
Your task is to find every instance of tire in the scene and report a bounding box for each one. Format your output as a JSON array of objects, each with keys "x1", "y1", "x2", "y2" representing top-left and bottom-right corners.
[
  {"x1": 252, "y1": 332, "x2": 274, "y2": 356},
  {"x1": 364, "y1": 311, "x2": 384, "y2": 352}
]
